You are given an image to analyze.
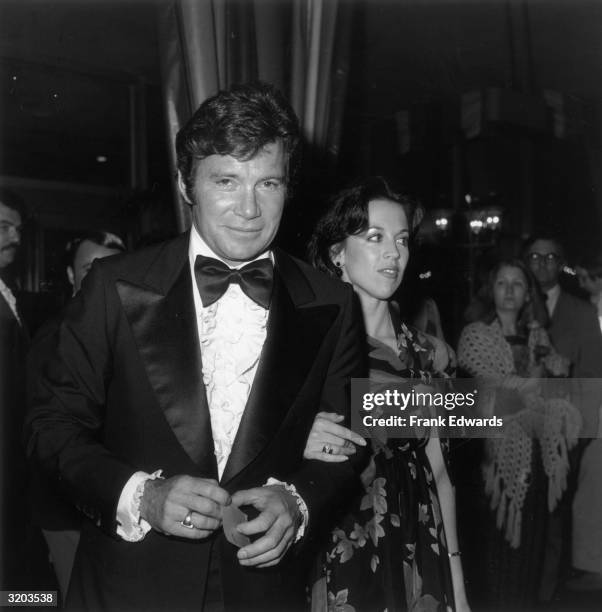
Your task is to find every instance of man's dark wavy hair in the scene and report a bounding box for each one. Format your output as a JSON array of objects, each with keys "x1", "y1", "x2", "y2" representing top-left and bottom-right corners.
[
  {"x1": 0, "y1": 187, "x2": 27, "y2": 218},
  {"x1": 521, "y1": 231, "x2": 566, "y2": 262},
  {"x1": 65, "y1": 230, "x2": 126, "y2": 269},
  {"x1": 176, "y1": 81, "x2": 300, "y2": 198}
]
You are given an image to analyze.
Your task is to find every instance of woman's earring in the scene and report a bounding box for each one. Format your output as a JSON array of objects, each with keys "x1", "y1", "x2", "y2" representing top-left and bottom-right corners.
[{"x1": 335, "y1": 261, "x2": 341, "y2": 267}]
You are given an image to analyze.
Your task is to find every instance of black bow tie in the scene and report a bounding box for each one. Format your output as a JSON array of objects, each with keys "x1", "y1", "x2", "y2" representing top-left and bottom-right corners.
[{"x1": 194, "y1": 255, "x2": 274, "y2": 309}]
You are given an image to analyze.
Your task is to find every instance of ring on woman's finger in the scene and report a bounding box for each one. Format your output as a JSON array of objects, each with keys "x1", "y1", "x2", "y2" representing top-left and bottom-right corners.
[
  {"x1": 322, "y1": 444, "x2": 334, "y2": 455},
  {"x1": 181, "y1": 511, "x2": 195, "y2": 529}
]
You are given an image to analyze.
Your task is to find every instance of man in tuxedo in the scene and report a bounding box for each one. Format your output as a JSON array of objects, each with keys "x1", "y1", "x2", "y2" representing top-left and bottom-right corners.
[
  {"x1": 26, "y1": 82, "x2": 365, "y2": 611},
  {"x1": 525, "y1": 234, "x2": 602, "y2": 597},
  {"x1": 0, "y1": 188, "x2": 31, "y2": 588},
  {"x1": 28, "y1": 231, "x2": 126, "y2": 600}
]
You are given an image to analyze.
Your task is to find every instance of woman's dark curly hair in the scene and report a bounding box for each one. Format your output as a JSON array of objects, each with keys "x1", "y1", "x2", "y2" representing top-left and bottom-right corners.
[{"x1": 307, "y1": 176, "x2": 420, "y2": 278}]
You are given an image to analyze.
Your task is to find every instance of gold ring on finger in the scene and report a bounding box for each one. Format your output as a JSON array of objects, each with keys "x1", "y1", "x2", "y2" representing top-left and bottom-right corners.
[{"x1": 181, "y1": 511, "x2": 195, "y2": 529}]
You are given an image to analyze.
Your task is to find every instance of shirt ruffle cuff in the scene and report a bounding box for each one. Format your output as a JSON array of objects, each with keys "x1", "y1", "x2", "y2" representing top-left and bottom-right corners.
[
  {"x1": 116, "y1": 470, "x2": 164, "y2": 542},
  {"x1": 265, "y1": 477, "x2": 308, "y2": 542}
]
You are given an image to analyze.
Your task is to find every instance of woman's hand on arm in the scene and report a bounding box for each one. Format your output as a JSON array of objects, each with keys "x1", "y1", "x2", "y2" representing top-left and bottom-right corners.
[{"x1": 303, "y1": 412, "x2": 366, "y2": 462}]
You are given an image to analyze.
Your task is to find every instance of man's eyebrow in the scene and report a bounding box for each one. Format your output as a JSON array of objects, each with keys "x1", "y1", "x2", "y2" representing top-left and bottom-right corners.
[
  {"x1": 205, "y1": 171, "x2": 287, "y2": 182},
  {"x1": 208, "y1": 171, "x2": 239, "y2": 178}
]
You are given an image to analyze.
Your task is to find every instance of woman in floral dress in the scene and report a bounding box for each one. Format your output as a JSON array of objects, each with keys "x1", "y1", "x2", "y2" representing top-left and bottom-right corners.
[{"x1": 306, "y1": 177, "x2": 469, "y2": 612}]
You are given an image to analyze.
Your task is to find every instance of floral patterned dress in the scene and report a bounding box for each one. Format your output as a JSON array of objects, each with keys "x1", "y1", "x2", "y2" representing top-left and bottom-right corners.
[{"x1": 325, "y1": 322, "x2": 455, "y2": 612}]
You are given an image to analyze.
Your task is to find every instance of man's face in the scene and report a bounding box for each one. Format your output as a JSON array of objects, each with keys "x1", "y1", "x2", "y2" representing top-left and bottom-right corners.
[
  {"x1": 68, "y1": 240, "x2": 123, "y2": 294},
  {"x1": 179, "y1": 141, "x2": 287, "y2": 266},
  {"x1": 0, "y1": 202, "x2": 22, "y2": 269},
  {"x1": 525, "y1": 239, "x2": 563, "y2": 291}
]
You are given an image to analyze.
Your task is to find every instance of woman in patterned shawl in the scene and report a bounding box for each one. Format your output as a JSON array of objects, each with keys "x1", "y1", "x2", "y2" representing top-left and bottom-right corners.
[
  {"x1": 305, "y1": 177, "x2": 470, "y2": 612},
  {"x1": 456, "y1": 258, "x2": 578, "y2": 609}
]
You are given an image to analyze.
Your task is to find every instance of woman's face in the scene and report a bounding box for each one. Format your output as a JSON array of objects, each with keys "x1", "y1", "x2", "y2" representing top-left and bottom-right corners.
[
  {"x1": 334, "y1": 198, "x2": 409, "y2": 302},
  {"x1": 492, "y1": 265, "x2": 529, "y2": 316}
]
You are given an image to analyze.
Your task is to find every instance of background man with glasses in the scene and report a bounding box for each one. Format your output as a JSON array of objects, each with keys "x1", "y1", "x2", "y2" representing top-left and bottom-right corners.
[
  {"x1": 524, "y1": 234, "x2": 602, "y2": 423},
  {"x1": 524, "y1": 233, "x2": 602, "y2": 598}
]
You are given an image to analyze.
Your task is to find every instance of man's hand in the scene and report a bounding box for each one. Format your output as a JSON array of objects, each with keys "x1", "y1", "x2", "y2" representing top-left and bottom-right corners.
[
  {"x1": 231, "y1": 485, "x2": 302, "y2": 568},
  {"x1": 140, "y1": 475, "x2": 231, "y2": 539}
]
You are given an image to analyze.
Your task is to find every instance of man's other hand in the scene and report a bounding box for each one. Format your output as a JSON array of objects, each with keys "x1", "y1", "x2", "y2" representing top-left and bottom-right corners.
[
  {"x1": 140, "y1": 475, "x2": 231, "y2": 539},
  {"x1": 231, "y1": 485, "x2": 302, "y2": 567}
]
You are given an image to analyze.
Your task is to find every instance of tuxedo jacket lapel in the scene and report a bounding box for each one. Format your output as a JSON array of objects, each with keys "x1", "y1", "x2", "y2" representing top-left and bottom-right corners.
[
  {"x1": 116, "y1": 240, "x2": 338, "y2": 483},
  {"x1": 116, "y1": 234, "x2": 217, "y2": 475},
  {"x1": 551, "y1": 291, "x2": 568, "y2": 325},
  {"x1": 221, "y1": 250, "x2": 339, "y2": 484},
  {"x1": 0, "y1": 290, "x2": 29, "y2": 344},
  {"x1": 550, "y1": 291, "x2": 571, "y2": 346},
  {"x1": 0, "y1": 292, "x2": 14, "y2": 326}
]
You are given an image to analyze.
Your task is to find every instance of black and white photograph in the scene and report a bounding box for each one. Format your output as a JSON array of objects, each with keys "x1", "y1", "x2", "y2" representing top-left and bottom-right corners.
[{"x1": 1, "y1": 1, "x2": 601, "y2": 610}]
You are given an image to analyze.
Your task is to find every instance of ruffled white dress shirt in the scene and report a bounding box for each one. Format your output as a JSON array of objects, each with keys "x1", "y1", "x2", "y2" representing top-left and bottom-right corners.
[
  {"x1": 193, "y1": 257, "x2": 270, "y2": 475},
  {"x1": 116, "y1": 227, "x2": 307, "y2": 542}
]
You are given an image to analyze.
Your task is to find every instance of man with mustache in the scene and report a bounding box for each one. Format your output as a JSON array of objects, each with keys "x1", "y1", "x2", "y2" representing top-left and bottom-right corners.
[
  {"x1": 0, "y1": 187, "x2": 31, "y2": 588},
  {"x1": 0, "y1": 191, "x2": 22, "y2": 276},
  {"x1": 27, "y1": 230, "x2": 126, "y2": 600}
]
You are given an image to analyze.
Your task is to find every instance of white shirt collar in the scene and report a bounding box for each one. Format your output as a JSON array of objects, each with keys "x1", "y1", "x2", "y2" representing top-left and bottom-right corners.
[
  {"x1": 188, "y1": 225, "x2": 272, "y2": 270},
  {"x1": 0, "y1": 276, "x2": 21, "y2": 325},
  {"x1": 546, "y1": 284, "x2": 561, "y2": 317}
]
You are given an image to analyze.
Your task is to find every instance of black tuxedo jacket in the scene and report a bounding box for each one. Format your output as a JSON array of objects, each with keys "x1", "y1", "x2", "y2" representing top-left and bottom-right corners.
[
  {"x1": 26, "y1": 232, "x2": 366, "y2": 611},
  {"x1": 27, "y1": 313, "x2": 82, "y2": 531},
  {"x1": 1, "y1": 290, "x2": 30, "y2": 588},
  {"x1": 549, "y1": 290, "x2": 602, "y2": 436}
]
